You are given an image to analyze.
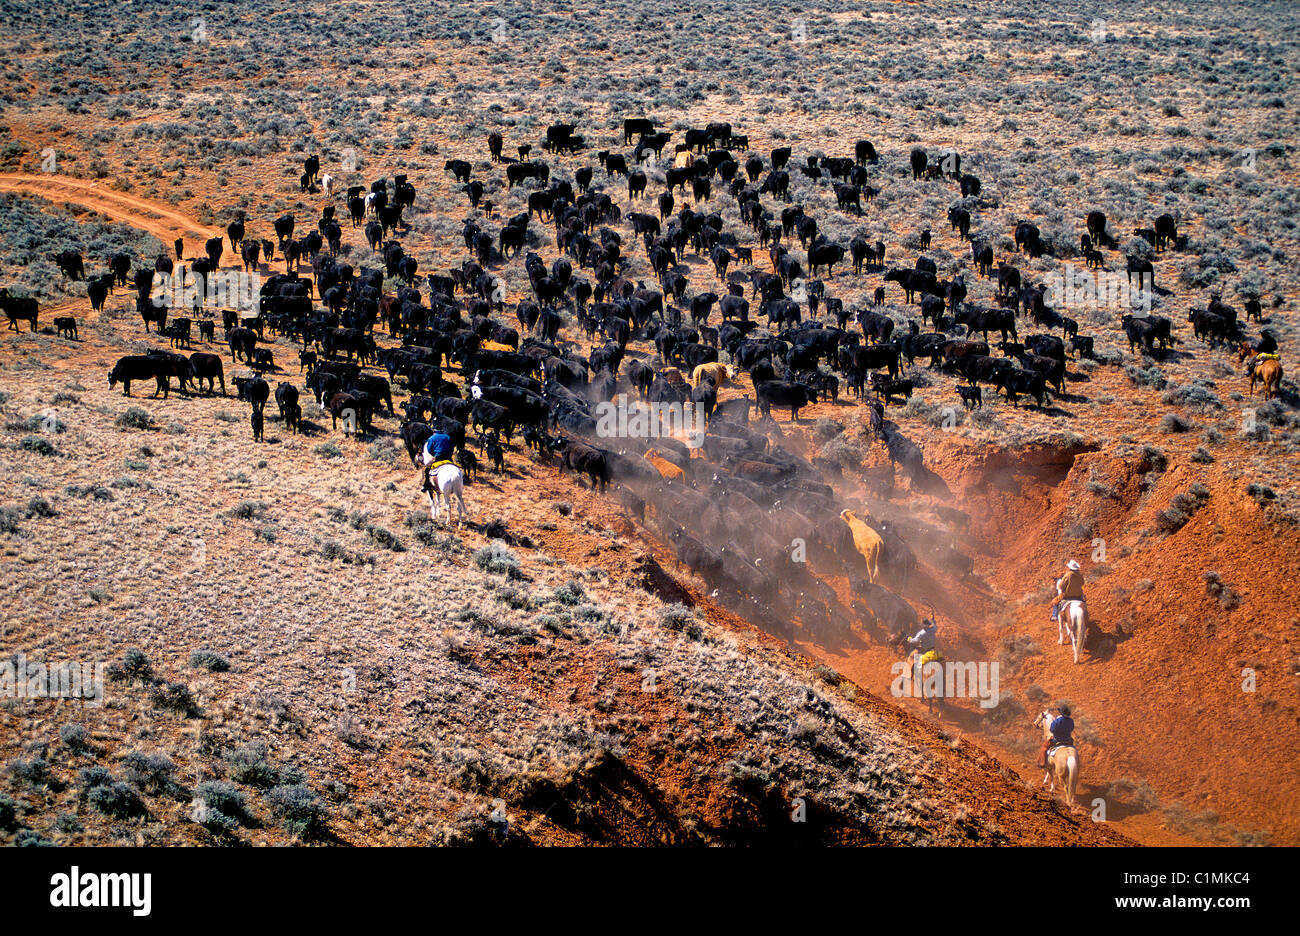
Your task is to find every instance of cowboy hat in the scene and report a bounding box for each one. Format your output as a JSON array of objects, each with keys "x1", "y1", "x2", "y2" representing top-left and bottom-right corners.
[{"x1": 1066, "y1": 559, "x2": 1081, "y2": 571}]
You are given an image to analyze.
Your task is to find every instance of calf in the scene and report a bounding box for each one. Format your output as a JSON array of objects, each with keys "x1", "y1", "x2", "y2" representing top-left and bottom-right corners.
[
  {"x1": 457, "y1": 448, "x2": 479, "y2": 482},
  {"x1": 875, "y1": 377, "x2": 914, "y2": 406},
  {"x1": 53, "y1": 316, "x2": 78, "y2": 340},
  {"x1": 484, "y1": 436, "x2": 506, "y2": 474},
  {"x1": 956, "y1": 384, "x2": 982, "y2": 409}
]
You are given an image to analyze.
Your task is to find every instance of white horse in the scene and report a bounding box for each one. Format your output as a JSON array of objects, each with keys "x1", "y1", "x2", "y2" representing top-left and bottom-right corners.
[
  {"x1": 1033, "y1": 711, "x2": 1080, "y2": 806},
  {"x1": 421, "y1": 457, "x2": 466, "y2": 526},
  {"x1": 1057, "y1": 599, "x2": 1087, "y2": 664}
]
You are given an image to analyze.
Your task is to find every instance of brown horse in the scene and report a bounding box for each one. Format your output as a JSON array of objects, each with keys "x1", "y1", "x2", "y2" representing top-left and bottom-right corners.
[
  {"x1": 1250, "y1": 356, "x2": 1282, "y2": 400},
  {"x1": 1033, "y1": 711, "x2": 1080, "y2": 807}
]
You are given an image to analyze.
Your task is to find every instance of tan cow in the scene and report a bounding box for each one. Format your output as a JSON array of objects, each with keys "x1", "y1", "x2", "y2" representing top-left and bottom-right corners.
[
  {"x1": 692, "y1": 362, "x2": 735, "y2": 388},
  {"x1": 840, "y1": 509, "x2": 883, "y2": 584},
  {"x1": 644, "y1": 449, "x2": 685, "y2": 483}
]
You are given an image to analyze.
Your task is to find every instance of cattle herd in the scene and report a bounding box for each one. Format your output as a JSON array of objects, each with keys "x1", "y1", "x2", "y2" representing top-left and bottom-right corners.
[{"x1": 6, "y1": 114, "x2": 1288, "y2": 649}]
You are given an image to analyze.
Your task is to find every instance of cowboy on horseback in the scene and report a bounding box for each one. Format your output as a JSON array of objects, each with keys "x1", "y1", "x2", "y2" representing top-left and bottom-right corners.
[
  {"x1": 901, "y1": 617, "x2": 944, "y2": 711},
  {"x1": 1036, "y1": 703, "x2": 1075, "y2": 768},
  {"x1": 904, "y1": 617, "x2": 940, "y2": 659},
  {"x1": 1050, "y1": 559, "x2": 1086, "y2": 622},
  {"x1": 421, "y1": 428, "x2": 454, "y2": 490},
  {"x1": 418, "y1": 429, "x2": 467, "y2": 525}
]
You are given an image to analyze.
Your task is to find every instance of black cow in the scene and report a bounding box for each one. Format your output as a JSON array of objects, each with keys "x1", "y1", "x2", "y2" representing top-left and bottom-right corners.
[
  {"x1": 1020, "y1": 352, "x2": 1066, "y2": 394},
  {"x1": 109, "y1": 253, "x2": 132, "y2": 287},
  {"x1": 108, "y1": 355, "x2": 167, "y2": 397},
  {"x1": 834, "y1": 184, "x2": 861, "y2": 214},
  {"x1": 53, "y1": 249, "x2": 84, "y2": 280},
  {"x1": 624, "y1": 118, "x2": 655, "y2": 144},
  {"x1": 241, "y1": 240, "x2": 261, "y2": 272},
  {"x1": 997, "y1": 369, "x2": 1048, "y2": 407},
  {"x1": 807, "y1": 242, "x2": 845, "y2": 277},
  {"x1": 227, "y1": 326, "x2": 257, "y2": 362},
  {"x1": 1126, "y1": 256, "x2": 1155, "y2": 291},
  {"x1": 560, "y1": 441, "x2": 609, "y2": 492},
  {"x1": 628, "y1": 169, "x2": 647, "y2": 200},
  {"x1": 910, "y1": 148, "x2": 928, "y2": 180},
  {"x1": 1154, "y1": 214, "x2": 1178, "y2": 251},
  {"x1": 87, "y1": 276, "x2": 110, "y2": 312},
  {"x1": 190, "y1": 352, "x2": 225, "y2": 395},
  {"x1": 948, "y1": 207, "x2": 971, "y2": 240},
  {"x1": 0, "y1": 290, "x2": 39, "y2": 332},
  {"x1": 755, "y1": 380, "x2": 811, "y2": 421},
  {"x1": 857, "y1": 309, "x2": 895, "y2": 345},
  {"x1": 274, "y1": 214, "x2": 295, "y2": 247},
  {"x1": 1123, "y1": 315, "x2": 1160, "y2": 354}
]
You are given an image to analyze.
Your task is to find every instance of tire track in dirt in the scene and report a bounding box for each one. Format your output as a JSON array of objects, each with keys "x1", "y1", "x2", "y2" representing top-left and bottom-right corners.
[{"x1": 0, "y1": 173, "x2": 222, "y2": 246}]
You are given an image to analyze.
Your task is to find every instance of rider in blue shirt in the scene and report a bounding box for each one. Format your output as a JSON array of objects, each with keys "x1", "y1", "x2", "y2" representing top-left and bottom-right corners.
[
  {"x1": 905, "y1": 619, "x2": 938, "y2": 654},
  {"x1": 1050, "y1": 706, "x2": 1075, "y2": 746},
  {"x1": 1038, "y1": 703, "x2": 1075, "y2": 767},
  {"x1": 425, "y1": 429, "x2": 452, "y2": 464}
]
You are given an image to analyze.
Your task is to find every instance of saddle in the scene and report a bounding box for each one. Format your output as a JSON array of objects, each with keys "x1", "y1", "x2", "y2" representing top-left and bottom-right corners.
[
  {"x1": 1053, "y1": 597, "x2": 1085, "y2": 621},
  {"x1": 1046, "y1": 741, "x2": 1074, "y2": 759},
  {"x1": 422, "y1": 460, "x2": 455, "y2": 495}
]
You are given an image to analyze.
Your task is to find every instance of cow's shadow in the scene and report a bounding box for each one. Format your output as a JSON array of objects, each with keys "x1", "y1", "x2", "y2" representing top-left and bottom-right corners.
[{"x1": 1151, "y1": 347, "x2": 1196, "y2": 364}]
